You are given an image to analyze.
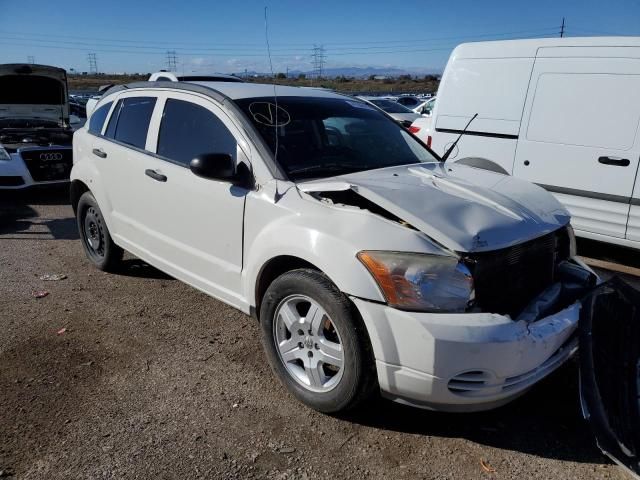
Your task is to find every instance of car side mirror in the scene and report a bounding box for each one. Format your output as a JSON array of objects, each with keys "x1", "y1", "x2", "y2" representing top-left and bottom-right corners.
[{"x1": 190, "y1": 153, "x2": 237, "y2": 182}]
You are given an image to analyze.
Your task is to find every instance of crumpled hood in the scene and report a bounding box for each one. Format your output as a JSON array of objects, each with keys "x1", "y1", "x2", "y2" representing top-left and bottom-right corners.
[
  {"x1": 298, "y1": 162, "x2": 570, "y2": 253},
  {"x1": 0, "y1": 64, "x2": 69, "y2": 125}
]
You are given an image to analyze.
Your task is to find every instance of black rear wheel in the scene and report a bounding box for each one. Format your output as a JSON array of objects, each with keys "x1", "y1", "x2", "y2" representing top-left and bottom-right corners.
[{"x1": 77, "y1": 191, "x2": 123, "y2": 271}]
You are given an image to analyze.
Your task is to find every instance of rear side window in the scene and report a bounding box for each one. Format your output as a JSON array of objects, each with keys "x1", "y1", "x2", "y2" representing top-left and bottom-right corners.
[
  {"x1": 88, "y1": 101, "x2": 112, "y2": 135},
  {"x1": 105, "y1": 97, "x2": 156, "y2": 149},
  {"x1": 156, "y1": 99, "x2": 237, "y2": 166}
]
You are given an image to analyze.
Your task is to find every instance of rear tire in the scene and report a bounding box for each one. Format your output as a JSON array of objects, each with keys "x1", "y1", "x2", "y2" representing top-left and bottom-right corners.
[
  {"x1": 76, "y1": 191, "x2": 123, "y2": 272},
  {"x1": 260, "y1": 268, "x2": 377, "y2": 413}
]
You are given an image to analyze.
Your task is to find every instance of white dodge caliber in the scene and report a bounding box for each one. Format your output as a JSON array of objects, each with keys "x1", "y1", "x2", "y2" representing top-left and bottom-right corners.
[{"x1": 71, "y1": 81, "x2": 597, "y2": 413}]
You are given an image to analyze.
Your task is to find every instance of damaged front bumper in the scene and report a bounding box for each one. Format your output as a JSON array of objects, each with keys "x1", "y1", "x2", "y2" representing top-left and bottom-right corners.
[
  {"x1": 352, "y1": 297, "x2": 581, "y2": 412},
  {"x1": 351, "y1": 259, "x2": 596, "y2": 412}
]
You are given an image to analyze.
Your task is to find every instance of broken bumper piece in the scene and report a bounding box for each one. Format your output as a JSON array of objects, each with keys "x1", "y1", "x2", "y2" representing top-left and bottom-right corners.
[
  {"x1": 352, "y1": 297, "x2": 581, "y2": 412},
  {"x1": 580, "y1": 277, "x2": 640, "y2": 479}
]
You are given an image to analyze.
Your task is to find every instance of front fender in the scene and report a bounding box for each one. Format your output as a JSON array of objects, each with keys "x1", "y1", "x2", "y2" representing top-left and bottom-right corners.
[
  {"x1": 243, "y1": 221, "x2": 386, "y2": 306},
  {"x1": 242, "y1": 184, "x2": 449, "y2": 306}
]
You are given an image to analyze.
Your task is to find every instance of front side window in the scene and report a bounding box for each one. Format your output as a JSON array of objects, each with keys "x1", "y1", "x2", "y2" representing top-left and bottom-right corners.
[
  {"x1": 156, "y1": 99, "x2": 237, "y2": 166},
  {"x1": 234, "y1": 96, "x2": 437, "y2": 181},
  {"x1": 88, "y1": 101, "x2": 112, "y2": 135},
  {"x1": 105, "y1": 97, "x2": 156, "y2": 149}
]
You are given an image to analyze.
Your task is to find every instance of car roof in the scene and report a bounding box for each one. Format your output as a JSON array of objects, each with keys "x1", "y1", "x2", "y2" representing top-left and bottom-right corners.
[
  {"x1": 102, "y1": 81, "x2": 352, "y2": 105},
  {"x1": 184, "y1": 81, "x2": 347, "y2": 100}
]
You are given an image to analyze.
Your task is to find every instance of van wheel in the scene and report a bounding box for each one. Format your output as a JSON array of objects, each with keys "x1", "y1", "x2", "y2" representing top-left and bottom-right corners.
[
  {"x1": 77, "y1": 191, "x2": 123, "y2": 272},
  {"x1": 260, "y1": 269, "x2": 377, "y2": 413}
]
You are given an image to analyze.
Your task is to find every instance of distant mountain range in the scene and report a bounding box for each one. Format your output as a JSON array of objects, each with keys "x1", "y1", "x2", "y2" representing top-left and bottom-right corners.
[{"x1": 234, "y1": 66, "x2": 441, "y2": 79}]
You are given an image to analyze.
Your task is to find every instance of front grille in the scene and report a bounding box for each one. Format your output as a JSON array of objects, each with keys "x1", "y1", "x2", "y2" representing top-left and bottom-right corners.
[
  {"x1": 463, "y1": 229, "x2": 569, "y2": 317},
  {"x1": 20, "y1": 148, "x2": 72, "y2": 182},
  {"x1": 0, "y1": 176, "x2": 25, "y2": 186}
]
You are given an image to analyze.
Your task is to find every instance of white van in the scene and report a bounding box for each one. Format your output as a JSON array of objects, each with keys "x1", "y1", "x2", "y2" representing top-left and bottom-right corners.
[{"x1": 426, "y1": 37, "x2": 640, "y2": 249}]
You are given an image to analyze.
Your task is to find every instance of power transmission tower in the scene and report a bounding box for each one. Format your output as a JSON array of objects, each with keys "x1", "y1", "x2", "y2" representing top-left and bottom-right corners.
[
  {"x1": 87, "y1": 53, "x2": 98, "y2": 74},
  {"x1": 311, "y1": 45, "x2": 326, "y2": 79},
  {"x1": 560, "y1": 17, "x2": 565, "y2": 38},
  {"x1": 166, "y1": 51, "x2": 178, "y2": 72},
  {"x1": 27, "y1": 56, "x2": 35, "y2": 64}
]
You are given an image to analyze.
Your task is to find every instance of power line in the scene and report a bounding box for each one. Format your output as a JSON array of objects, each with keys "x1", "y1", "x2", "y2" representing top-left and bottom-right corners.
[
  {"x1": 0, "y1": 27, "x2": 562, "y2": 51},
  {"x1": 87, "y1": 53, "x2": 98, "y2": 74},
  {"x1": 0, "y1": 32, "x2": 561, "y2": 58},
  {"x1": 166, "y1": 50, "x2": 178, "y2": 71},
  {"x1": 560, "y1": 17, "x2": 565, "y2": 38}
]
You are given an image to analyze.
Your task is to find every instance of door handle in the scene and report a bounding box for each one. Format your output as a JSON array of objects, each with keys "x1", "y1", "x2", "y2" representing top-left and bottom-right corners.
[
  {"x1": 145, "y1": 169, "x2": 167, "y2": 182},
  {"x1": 598, "y1": 156, "x2": 630, "y2": 167},
  {"x1": 92, "y1": 148, "x2": 107, "y2": 158}
]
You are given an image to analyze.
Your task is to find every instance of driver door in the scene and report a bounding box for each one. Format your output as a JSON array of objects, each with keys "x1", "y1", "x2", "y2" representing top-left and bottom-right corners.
[{"x1": 133, "y1": 92, "x2": 251, "y2": 309}]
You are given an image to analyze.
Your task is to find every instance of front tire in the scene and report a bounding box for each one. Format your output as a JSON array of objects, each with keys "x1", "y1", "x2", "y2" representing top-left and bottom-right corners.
[
  {"x1": 260, "y1": 269, "x2": 377, "y2": 413},
  {"x1": 76, "y1": 191, "x2": 123, "y2": 272}
]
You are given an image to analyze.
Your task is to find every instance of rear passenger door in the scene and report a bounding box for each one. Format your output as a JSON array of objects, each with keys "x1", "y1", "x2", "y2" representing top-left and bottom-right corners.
[
  {"x1": 91, "y1": 94, "x2": 158, "y2": 247},
  {"x1": 514, "y1": 50, "x2": 640, "y2": 239},
  {"x1": 135, "y1": 92, "x2": 250, "y2": 308}
]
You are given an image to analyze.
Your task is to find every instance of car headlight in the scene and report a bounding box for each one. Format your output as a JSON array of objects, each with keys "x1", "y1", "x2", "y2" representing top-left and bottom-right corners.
[
  {"x1": 0, "y1": 146, "x2": 10, "y2": 161},
  {"x1": 357, "y1": 251, "x2": 474, "y2": 312}
]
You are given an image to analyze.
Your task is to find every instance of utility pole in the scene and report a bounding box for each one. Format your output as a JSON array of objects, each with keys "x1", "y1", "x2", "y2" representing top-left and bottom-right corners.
[
  {"x1": 286, "y1": 66, "x2": 289, "y2": 78},
  {"x1": 311, "y1": 44, "x2": 326, "y2": 80},
  {"x1": 27, "y1": 55, "x2": 35, "y2": 64},
  {"x1": 560, "y1": 17, "x2": 565, "y2": 38},
  {"x1": 166, "y1": 50, "x2": 178, "y2": 72},
  {"x1": 87, "y1": 53, "x2": 98, "y2": 74}
]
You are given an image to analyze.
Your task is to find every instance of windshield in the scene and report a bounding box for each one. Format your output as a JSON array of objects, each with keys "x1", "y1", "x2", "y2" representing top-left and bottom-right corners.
[
  {"x1": 235, "y1": 96, "x2": 437, "y2": 181},
  {"x1": 368, "y1": 99, "x2": 413, "y2": 114}
]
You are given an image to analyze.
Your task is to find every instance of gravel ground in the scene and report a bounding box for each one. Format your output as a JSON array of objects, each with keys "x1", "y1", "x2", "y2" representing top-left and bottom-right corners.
[{"x1": 0, "y1": 187, "x2": 634, "y2": 480}]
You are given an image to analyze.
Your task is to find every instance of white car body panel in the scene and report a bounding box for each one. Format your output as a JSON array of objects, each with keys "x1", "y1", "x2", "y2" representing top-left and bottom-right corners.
[
  {"x1": 428, "y1": 37, "x2": 640, "y2": 249},
  {"x1": 71, "y1": 81, "x2": 592, "y2": 411}
]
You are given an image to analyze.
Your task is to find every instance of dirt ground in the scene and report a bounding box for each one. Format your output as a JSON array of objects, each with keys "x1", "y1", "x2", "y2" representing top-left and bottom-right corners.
[{"x1": 0, "y1": 187, "x2": 634, "y2": 480}]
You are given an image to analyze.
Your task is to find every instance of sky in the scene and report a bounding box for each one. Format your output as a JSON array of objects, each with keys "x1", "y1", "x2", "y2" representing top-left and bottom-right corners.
[{"x1": 1, "y1": 0, "x2": 640, "y2": 75}]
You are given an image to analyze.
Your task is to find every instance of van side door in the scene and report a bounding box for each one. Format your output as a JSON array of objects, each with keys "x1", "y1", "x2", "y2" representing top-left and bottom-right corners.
[{"x1": 514, "y1": 48, "x2": 640, "y2": 239}]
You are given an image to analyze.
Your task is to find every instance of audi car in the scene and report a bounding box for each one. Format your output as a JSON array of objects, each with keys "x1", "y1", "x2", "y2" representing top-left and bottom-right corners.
[{"x1": 0, "y1": 64, "x2": 74, "y2": 189}]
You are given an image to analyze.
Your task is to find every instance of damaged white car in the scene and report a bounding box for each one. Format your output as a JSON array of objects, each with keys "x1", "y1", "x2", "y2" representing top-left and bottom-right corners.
[
  {"x1": 0, "y1": 64, "x2": 74, "y2": 188},
  {"x1": 71, "y1": 81, "x2": 597, "y2": 413}
]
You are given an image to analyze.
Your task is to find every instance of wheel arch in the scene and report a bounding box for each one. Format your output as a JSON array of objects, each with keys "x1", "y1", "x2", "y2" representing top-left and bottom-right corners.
[
  {"x1": 70, "y1": 179, "x2": 90, "y2": 215},
  {"x1": 253, "y1": 255, "x2": 320, "y2": 320}
]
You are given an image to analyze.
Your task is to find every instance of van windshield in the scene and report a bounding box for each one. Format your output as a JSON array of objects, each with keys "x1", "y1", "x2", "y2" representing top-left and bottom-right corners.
[{"x1": 234, "y1": 96, "x2": 437, "y2": 181}]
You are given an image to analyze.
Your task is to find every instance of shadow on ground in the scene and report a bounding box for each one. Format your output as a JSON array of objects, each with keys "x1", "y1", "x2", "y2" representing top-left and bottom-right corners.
[
  {"x1": 342, "y1": 359, "x2": 606, "y2": 465},
  {"x1": 0, "y1": 186, "x2": 78, "y2": 240},
  {"x1": 116, "y1": 258, "x2": 174, "y2": 280}
]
